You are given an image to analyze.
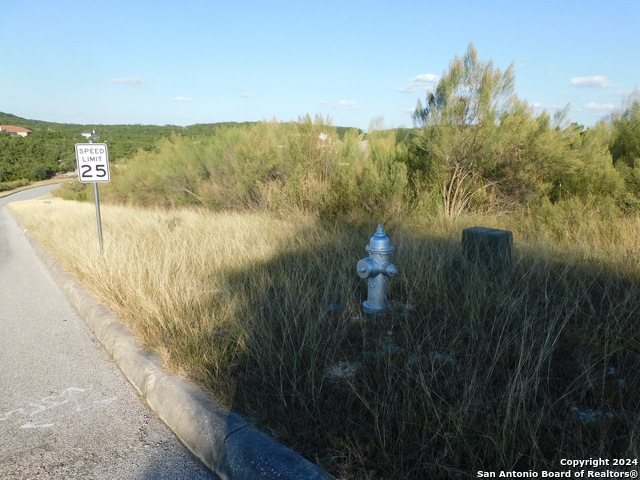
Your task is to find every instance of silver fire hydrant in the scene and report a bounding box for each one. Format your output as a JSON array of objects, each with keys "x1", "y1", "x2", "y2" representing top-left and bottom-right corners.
[{"x1": 357, "y1": 224, "x2": 398, "y2": 315}]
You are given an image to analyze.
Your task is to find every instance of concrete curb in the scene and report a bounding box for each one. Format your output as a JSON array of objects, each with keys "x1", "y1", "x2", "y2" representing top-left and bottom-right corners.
[{"x1": 23, "y1": 232, "x2": 335, "y2": 480}]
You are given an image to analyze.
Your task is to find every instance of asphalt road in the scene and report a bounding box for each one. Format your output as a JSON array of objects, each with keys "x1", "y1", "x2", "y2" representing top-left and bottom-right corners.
[{"x1": 0, "y1": 185, "x2": 218, "y2": 479}]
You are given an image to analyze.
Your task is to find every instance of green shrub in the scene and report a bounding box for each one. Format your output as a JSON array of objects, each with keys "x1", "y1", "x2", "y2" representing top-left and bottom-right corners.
[
  {"x1": 54, "y1": 181, "x2": 89, "y2": 201},
  {"x1": 103, "y1": 122, "x2": 410, "y2": 221}
]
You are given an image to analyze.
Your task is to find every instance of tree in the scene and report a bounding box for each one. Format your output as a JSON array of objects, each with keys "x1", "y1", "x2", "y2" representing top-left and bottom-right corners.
[
  {"x1": 610, "y1": 93, "x2": 640, "y2": 168},
  {"x1": 368, "y1": 115, "x2": 386, "y2": 133},
  {"x1": 413, "y1": 43, "x2": 515, "y2": 128},
  {"x1": 609, "y1": 93, "x2": 640, "y2": 206},
  {"x1": 410, "y1": 43, "x2": 515, "y2": 217}
]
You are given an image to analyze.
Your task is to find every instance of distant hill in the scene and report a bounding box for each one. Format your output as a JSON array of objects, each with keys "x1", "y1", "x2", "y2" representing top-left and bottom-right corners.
[
  {"x1": 0, "y1": 112, "x2": 368, "y2": 185},
  {"x1": 0, "y1": 112, "x2": 184, "y2": 183}
]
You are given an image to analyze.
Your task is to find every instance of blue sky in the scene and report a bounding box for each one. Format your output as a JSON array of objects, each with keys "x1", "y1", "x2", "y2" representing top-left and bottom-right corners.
[{"x1": 2, "y1": 0, "x2": 638, "y2": 131}]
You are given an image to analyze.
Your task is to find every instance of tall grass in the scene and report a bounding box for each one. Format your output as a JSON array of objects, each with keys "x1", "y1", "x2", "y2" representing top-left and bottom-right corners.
[{"x1": 9, "y1": 198, "x2": 640, "y2": 479}]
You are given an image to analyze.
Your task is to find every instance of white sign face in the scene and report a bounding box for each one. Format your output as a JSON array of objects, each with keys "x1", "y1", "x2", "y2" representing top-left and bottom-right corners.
[{"x1": 75, "y1": 143, "x2": 111, "y2": 183}]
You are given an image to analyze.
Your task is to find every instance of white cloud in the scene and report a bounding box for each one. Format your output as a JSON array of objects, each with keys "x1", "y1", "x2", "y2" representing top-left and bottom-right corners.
[
  {"x1": 320, "y1": 99, "x2": 360, "y2": 110},
  {"x1": 109, "y1": 76, "x2": 145, "y2": 86},
  {"x1": 239, "y1": 92, "x2": 256, "y2": 98},
  {"x1": 583, "y1": 102, "x2": 615, "y2": 110},
  {"x1": 569, "y1": 76, "x2": 610, "y2": 88},
  {"x1": 396, "y1": 73, "x2": 439, "y2": 93},
  {"x1": 413, "y1": 73, "x2": 438, "y2": 83},
  {"x1": 172, "y1": 96, "x2": 193, "y2": 102},
  {"x1": 335, "y1": 99, "x2": 359, "y2": 109}
]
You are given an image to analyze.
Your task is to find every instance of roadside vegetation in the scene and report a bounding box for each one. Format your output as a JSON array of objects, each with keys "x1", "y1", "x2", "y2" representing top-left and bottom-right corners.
[
  {"x1": 10, "y1": 200, "x2": 640, "y2": 479},
  {"x1": 7, "y1": 44, "x2": 640, "y2": 478},
  {"x1": 0, "y1": 111, "x2": 271, "y2": 189}
]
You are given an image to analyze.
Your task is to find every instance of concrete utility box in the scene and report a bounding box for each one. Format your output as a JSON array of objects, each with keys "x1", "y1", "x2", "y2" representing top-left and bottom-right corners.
[{"x1": 461, "y1": 226, "x2": 513, "y2": 266}]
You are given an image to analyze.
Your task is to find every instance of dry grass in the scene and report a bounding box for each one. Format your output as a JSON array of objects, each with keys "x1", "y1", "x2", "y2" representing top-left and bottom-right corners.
[
  {"x1": 9, "y1": 197, "x2": 640, "y2": 479},
  {"x1": 9, "y1": 198, "x2": 319, "y2": 390}
]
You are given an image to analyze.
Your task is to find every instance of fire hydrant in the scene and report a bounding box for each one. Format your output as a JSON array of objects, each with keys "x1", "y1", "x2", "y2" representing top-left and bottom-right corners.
[{"x1": 357, "y1": 224, "x2": 398, "y2": 315}]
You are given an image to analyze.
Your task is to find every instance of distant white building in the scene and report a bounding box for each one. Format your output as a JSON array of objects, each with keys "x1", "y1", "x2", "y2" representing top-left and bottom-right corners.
[
  {"x1": 81, "y1": 130, "x2": 97, "y2": 139},
  {"x1": 0, "y1": 125, "x2": 33, "y2": 137}
]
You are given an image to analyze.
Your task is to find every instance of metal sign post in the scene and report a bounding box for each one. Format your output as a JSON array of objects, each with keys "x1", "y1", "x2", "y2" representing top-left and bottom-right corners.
[
  {"x1": 75, "y1": 135, "x2": 110, "y2": 256},
  {"x1": 93, "y1": 182, "x2": 104, "y2": 256}
]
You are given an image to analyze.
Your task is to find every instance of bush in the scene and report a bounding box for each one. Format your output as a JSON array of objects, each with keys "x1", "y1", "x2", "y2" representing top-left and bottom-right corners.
[
  {"x1": 54, "y1": 181, "x2": 89, "y2": 201},
  {"x1": 103, "y1": 122, "x2": 410, "y2": 222}
]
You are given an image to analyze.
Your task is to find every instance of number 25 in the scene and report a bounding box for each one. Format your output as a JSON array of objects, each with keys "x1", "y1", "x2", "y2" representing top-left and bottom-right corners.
[{"x1": 81, "y1": 164, "x2": 107, "y2": 178}]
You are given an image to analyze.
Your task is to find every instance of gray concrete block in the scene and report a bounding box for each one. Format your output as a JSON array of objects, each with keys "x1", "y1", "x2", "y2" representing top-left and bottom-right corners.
[{"x1": 461, "y1": 226, "x2": 513, "y2": 265}]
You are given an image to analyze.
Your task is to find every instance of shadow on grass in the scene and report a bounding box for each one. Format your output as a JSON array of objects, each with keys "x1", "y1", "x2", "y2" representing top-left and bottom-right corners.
[{"x1": 184, "y1": 221, "x2": 640, "y2": 479}]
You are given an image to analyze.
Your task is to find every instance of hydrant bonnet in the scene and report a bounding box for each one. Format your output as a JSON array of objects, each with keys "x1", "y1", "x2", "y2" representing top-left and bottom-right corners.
[{"x1": 366, "y1": 224, "x2": 394, "y2": 254}]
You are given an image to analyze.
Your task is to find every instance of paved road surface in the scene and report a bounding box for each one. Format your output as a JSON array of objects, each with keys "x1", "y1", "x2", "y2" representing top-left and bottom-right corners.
[{"x1": 0, "y1": 185, "x2": 218, "y2": 479}]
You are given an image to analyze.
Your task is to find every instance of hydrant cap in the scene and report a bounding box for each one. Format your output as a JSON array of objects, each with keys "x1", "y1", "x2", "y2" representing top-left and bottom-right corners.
[{"x1": 366, "y1": 224, "x2": 394, "y2": 254}]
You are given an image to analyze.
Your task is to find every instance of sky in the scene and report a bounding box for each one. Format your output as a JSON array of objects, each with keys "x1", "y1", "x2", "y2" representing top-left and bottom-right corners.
[{"x1": 1, "y1": 0, "x2": 638, "y2": 132}]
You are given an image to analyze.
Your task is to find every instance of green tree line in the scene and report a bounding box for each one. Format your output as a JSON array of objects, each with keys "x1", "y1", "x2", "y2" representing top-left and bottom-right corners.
[
  {"x1": 7, "y1": 44, "x2": 640, "y2": 219},
  {"x1": 89, "y1": 44, "x2": 639, "y2": 223},
  {"x1": 0, "y1": 111, "x2": 361, "y2": 187},
  {"x1": 0, "y1": 113, "x2": 241, "y2": 184}
]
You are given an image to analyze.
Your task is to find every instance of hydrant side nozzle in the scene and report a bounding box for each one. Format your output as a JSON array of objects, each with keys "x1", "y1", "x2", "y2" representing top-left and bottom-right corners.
[
  {"x1": 382, "y1": 262, "x2": 398, "y2": 277},
  {"x1": 357, "y1": 257, "x2": 379, "y2": 279}
]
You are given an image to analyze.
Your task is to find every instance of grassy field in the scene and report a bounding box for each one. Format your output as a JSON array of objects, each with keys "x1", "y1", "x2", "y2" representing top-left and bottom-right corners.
[{"x1": 9, "y1": 196, "x2": 640, "y2": 479}]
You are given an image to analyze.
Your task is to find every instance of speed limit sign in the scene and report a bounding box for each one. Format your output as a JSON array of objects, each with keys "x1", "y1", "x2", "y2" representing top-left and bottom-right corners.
[{"x1": 75, "y1": 143, "x2": 111, "y2": 183}]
